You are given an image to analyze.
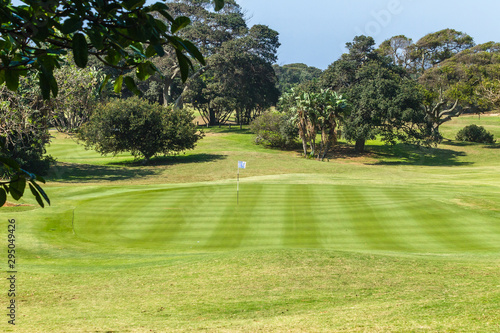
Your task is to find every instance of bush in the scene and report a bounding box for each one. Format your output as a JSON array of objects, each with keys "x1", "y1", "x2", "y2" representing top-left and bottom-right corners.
[
  {"x1": 78, "y1": 97, "x2": 203, "y2": 162},
  {"x1": 0, "y1": 97, "x2": 54, "y2": 174},
  {"x1": 250, "y1": 111, "x2": 298, "y2": 148},
  {"x1": 455, "y1": 124, "x2": 495, "y2": 144}
]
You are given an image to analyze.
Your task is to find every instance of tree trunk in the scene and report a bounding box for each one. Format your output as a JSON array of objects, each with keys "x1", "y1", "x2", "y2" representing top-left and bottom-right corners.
[
  {"x1": 301, "y1": 138, "x2": 308, "y2": 157},
  {"x1": 355, "y1": 139, "x2": 365, "y2": 153},
  {"x1": 208, "y1": 108, "x2": 216, "y2": 126}
]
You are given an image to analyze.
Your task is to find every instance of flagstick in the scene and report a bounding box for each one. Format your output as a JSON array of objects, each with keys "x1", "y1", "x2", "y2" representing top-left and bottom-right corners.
[{"x1": 237, "y1": 167, "x2": 239, "y2": 205}]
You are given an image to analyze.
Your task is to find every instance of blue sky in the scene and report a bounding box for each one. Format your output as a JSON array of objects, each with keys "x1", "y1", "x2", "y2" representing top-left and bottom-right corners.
[
  {"x1": 237, "y1": 0, "x2": 500, "y2": 69},
  {"x1": 10, "y1": 0, "x2": 500, "y2": 69}
]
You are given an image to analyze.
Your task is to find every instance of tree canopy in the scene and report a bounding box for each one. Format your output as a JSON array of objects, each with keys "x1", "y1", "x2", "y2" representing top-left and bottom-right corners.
[
  {"x1": 0, "y1": 0, "x2": 225, "y2": 207},
  {"x1": 0, "y1": 0, "x2": 224, "y2": 99},
  {"x1": 322, "y1": 36, "x2": 428, "y2": 152},
  {"x1": 78, "y1": 97, "x2": 203, "y2": 162}
]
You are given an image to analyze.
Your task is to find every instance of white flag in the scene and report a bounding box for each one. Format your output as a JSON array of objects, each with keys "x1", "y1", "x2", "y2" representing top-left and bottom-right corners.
[{"x1": 238, "y1": 161, "x2": 246, "y2": 169}]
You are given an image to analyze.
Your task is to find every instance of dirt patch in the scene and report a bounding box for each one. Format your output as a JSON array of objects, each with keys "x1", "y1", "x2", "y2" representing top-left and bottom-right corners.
[{"x1": 2, "y1": 202, "x2": 33, "y2": 207}]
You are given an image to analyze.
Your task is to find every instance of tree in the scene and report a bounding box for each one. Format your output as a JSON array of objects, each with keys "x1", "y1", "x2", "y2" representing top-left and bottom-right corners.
[
  {"x1": 322, "y1": 36, "x2": 428, "y2": 152},
  {"x1": 141, "y1": 0, "x2": 246, "y2": 106},
  {"x1": 50, "y1": 62, "x2": 106, "y2": 132},
  {"x1": 409, "y1": 28, "x2": 475, "y2": 74},
  {"x1": 273, "y1": 63, "x2": 322, "y2": 94},
  {"x1": 0, "y1": 82, "x2": 51, "y2": 207},
  {"x1": 0, "y1": 0, "x2": 225, "y2": 206},
  {"x1": 377, "y1": 35, "x2": 413, "y2": 70},
  {"x1": 0, "y1": 0, "x2": 225, "y2": 99},
  {"x1": 78, "y1": 97, "x2": 203, "y2": 163},
  {"x1": 279, "y1": 88, "x2": 349, "y2": 160},
  {"x1": 186, "y1": 43, "x2": 279, "y2": 126},
  {"x1": 417, "y1": 42, "x2": 500, "y2": 139},
  {"x1": 180, "y1": 14, "x2": 280, "y2": 126},
  {"x1": 478, "y1": 78, "x2": 500, "y2": 108}
]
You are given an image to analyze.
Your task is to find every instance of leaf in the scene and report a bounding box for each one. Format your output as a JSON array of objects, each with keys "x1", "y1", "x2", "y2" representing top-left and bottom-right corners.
[
  {"x1": 39, "y1": 64, "x2": 58, "y2": 99},
  {"x1": 39, "y1": 72, "x2": 51, "y2": 100},
  {"x1": 29, "y1": 180, "x2": 50, "y2": 206},
  {"x1": 60, "y1": 16, "x2": 82, "y2": 34},
  {"x1": 35, "y1": 175, "x2": 46, "y2": 184},
  {"x1": 99, "y1": 74, "x2": 110, "y2": 95},
  {"x1": 171, "y1": 16, "x2": 190, "y2": 34},
  {"x1": 114, "y1": 75, "x2": 123, "y2": 93},
  {"x1": 157, "y1": 10, "x2": 174, "y2": 23},
  {"x1": 5, "y1": 70, "x2": 20, "y2": 91},
  {"x1": 124, "y1": 76, "x2": 142, "y2": 96},
  {"x1": 149, "y1": 2, "x2": 169, "y2": 12},
  {"x1": 0, "y1": 188, "x2": 6, "y2": 207},
  {"x1": 153, "y1": 44, "x2": 165, "y2": 57},
  {"x1": 20, "y1": 168, "x2": 35, "y2": 180},
  {"x1": 136, "y1": 62, "x2": 156, "y2": 81},
  {"x1": 87, "y1": 29, "x2": 104, "y2": 50},
  {"x1": 0, "y1": 157, "x2": 20, "y2": 171},
  {"x1": 9, "y1": 176, "x2": 25, "y2": 201},
  {"x1": 181, "y1": 40, "x2": 205, "y2": 66},
  {"x1": 153, "y1": 19, "x2": 168, "y2": 34},
  {"x1": 29, "y1": 183, "x2": 44, "y2": 208},
  {"x1": 214, "y1": 0, "x2": 224, "y2": 11},
  {"x1": 129, "y1": 44, "x2": 146, "y2": 59},
  {"x1": 145, "y1": 44, "x2": 157, "y2": 58},
  {"x1": 175, "y1": 50, "x2": 192, "y2": 82},
  {"x1": 122, "y1": 0, "x2": 146, "y2": 10},
  {"x1": 33, "y1": 25, "x2": 50, "y2": 41},
  {"x1": 72, "y1": 33, "x2": 88, "y2": 68}
]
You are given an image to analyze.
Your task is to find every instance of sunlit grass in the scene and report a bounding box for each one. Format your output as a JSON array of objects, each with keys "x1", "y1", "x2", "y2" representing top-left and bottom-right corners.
[{"x1": 2, "y1": 115, "x2": 500, "y2": 332}]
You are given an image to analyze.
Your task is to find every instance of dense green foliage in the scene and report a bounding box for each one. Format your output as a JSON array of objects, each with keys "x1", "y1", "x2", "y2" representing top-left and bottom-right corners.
[
  {"x1": 279, "y1": 88, "x2": 349, "y2": 159},
  {"x1": 0, "y1": 0, "x2": 226, "y2": 206},
  {"x1": 50, "y1": 62, "x2": 106, "y2": 133},
  {"x1": 249, "y1": 111, "x2": 298, "y2": 148},
  {"x1": 0, "y1": 0, "x2": 224, "y2": 99},
  {"x1": 273, "y1": 63, "x2": 322, "y2": 93},
  {"x1": 187, "y1": 43, "x2": 280, "y2": 125},
  {"x1": 456, "y1": 124, "x2": 495, "y2": 143},
  {"x1": 379, "y1": 31, "x2": 500, "y2": 140},
  {"x1": 0, "y1": 82, "x2": 53, "y2": 173},
  {"x1": 322, "y1": 36, "x2": 428, "y2": 152},
  {"x1": 78, "y1": 97, "x2": 203, "y2": 162},
  {"x1": 134, "y1": 0, "x2": 280, "y2": 118}
]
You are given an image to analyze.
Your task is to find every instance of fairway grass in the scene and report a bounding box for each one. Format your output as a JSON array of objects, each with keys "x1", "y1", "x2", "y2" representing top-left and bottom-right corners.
[{"x1": 1, "y1": 115, "x2": 500, "y2": 332}]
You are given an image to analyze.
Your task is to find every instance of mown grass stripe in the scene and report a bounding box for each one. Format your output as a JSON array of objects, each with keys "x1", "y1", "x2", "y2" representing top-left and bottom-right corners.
[
  {"x1": 283, "y1": 185, "x2": 320, "y2": 248},
  {"x1": 204, "y1": 184, "x2": 263, "y2": 249},
  {"x1": 335, "y1": 186, "x2": 411, "y2": 252}
]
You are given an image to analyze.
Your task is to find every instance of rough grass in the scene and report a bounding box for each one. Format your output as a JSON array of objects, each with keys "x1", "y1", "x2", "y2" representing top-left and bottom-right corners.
[{"x1": 1, "y1": 115, "x2": 500, "y2": 332}]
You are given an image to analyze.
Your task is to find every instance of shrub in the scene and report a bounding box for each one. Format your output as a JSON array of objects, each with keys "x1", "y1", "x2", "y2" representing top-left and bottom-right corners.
[
  {"x1": 0, "y1": 97, "x2": 54, "y2": 174},
  {"x1": 78, "y1": 97, "x2": 203, "y2": 162},
  {"x1": 455, "y1": 124, "x2": 495, "y2": 144},
  {"x1": 250, "y1": 111, "x2": 298, "y2": 148}
]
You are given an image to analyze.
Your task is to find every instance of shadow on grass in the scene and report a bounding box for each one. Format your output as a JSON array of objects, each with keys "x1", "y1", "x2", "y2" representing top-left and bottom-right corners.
[
  {"x1": 369, "y1": 143, "x2": 472, "y2": 166},
  {"x1": 46, "y1": 162, "x2": 160, "y2": 182},
  {"x1": 200, "y1": 126, "x2": 252, "y2": 135},
  {"x1": 442, "y1": 139, "x2": 500, "y2": 149},
  {"x1": 110, "y1": 153, "x2": 227, "y2": 167}
]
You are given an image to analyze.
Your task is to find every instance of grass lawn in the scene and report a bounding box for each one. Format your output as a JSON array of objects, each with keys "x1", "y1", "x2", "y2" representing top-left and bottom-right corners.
[{"x1": 1, "y1": 114, "x2": 500, "y2": 332}]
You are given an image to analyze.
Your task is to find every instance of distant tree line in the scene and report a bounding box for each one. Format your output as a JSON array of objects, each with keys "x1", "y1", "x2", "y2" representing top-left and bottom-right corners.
[
  {"x1": 2, "y1": 0, "x2": 500, "y2": 205},
  {"x1": 256, "y1": 28, "x2": 500, "y2": 158}
]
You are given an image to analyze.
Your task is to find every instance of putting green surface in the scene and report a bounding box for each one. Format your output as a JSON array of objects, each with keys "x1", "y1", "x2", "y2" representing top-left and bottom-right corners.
[{"x1": 67, "y1": 182, "x2": 500, "y2": 254}]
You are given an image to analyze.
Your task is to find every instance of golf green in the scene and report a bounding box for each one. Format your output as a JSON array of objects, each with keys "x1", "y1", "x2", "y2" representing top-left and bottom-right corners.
[{"x1": 55, "y1": 182, "x2": 500, "y2": 254}]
